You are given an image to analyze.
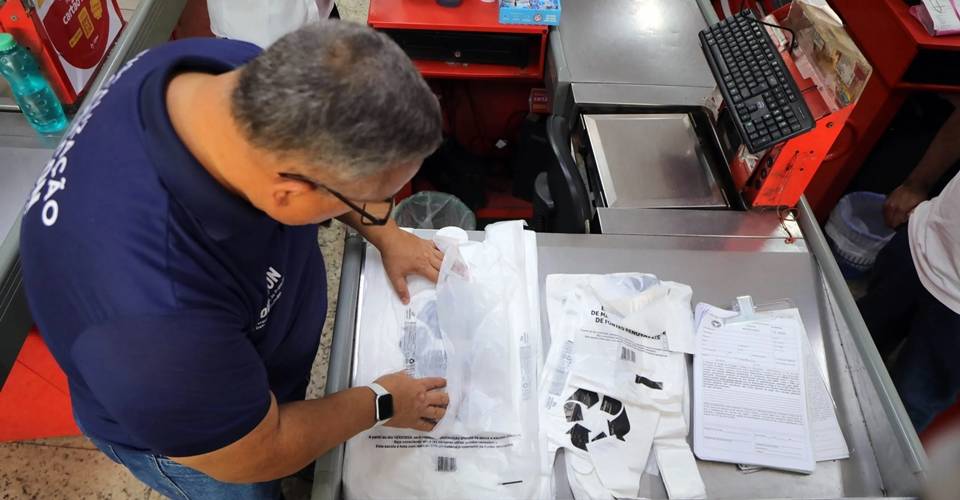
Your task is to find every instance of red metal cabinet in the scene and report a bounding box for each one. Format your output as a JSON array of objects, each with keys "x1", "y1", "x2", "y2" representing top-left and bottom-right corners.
[{"x1": 806, "y1": 0, "x2": 960, "y2": 220}]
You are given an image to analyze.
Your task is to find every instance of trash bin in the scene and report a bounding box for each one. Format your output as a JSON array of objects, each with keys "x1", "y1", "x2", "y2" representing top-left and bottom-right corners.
[
  {"x1": 392, "y1": 191, "x2": 476, "y2": 230},
  {"x1": 825, "y1": 191, "x2": 896, "y2": 278}
]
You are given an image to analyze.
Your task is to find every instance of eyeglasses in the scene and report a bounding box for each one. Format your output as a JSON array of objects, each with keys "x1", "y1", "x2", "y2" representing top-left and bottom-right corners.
[{"x1": 279, "y1": 172, "x2": 395, "y2": 226}]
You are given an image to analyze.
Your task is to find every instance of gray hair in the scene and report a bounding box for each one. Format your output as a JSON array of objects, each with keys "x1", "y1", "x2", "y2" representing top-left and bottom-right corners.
[{"x1": 231, "y1": 21, "x2": 442, "y2": 179}]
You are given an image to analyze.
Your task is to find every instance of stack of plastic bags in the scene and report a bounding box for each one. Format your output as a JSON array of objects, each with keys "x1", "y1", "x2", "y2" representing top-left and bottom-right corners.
[
  {"x1": 539, "y1": 273, "x2": 706, "y2": 500},
  {"x1": 344, "y1": 221, "x2": 543, "y2": 500}
]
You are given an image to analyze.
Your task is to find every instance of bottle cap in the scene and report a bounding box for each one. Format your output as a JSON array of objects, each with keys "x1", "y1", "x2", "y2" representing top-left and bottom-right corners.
[{"x1": 0, "y1": 33, "x2": 15, "y2": 52}]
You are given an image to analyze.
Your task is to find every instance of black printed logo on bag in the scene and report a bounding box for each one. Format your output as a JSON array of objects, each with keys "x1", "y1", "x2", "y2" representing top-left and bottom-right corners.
[{"x1": 563, "y1": 389, "x2": 631, "y2": 451}]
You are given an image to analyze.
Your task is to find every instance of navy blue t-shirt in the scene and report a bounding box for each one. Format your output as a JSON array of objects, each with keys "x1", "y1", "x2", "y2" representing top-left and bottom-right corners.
[{"x1": 19, "y1": 39, "x2": 327, "y2": 457}]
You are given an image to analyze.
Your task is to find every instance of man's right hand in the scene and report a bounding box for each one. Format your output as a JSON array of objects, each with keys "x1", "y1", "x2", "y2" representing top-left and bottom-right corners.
[
  {"x1": 374, "y1": 372, "x2": 448, "y2": 432},
  {"x1": 884, "y1": 182, "x2": 928, "y2": 228}
]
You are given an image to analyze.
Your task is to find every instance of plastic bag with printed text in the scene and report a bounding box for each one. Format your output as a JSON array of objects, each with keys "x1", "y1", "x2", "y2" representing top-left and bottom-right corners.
[
  {"x1": 344, "y1": 221, "x2": 543, "y2": 500},
  {"x1": 538, "y1": 273, "x2": 706, "y2": 500}
]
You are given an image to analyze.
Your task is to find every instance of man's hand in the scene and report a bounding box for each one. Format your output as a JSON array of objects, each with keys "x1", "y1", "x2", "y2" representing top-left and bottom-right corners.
[
  {"x1": 337, "y1": 213, "x2": 444, "y2": 304},
  {"x1": 884, "y1": 182, "x2": 928, "y2": 228},
  {"x1": 378, "y1": 229, "x2": 443, "y2": 304},
  {"x1": 374, "y1": 372, "x2": 448, "y2": 432}
]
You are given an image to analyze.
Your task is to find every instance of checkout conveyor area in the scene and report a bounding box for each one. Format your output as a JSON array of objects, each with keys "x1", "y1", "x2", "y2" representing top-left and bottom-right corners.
[
  {"x1": 312, "y1": 1, "x2": 928, "y2": 499},
  {"x1": 0, "y1": 0, "x2": 928, "y2": 498}
]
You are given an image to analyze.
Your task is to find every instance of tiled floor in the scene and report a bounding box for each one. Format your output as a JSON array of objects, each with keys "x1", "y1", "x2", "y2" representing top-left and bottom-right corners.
[{"x1": 1, "y1": 1, "x2": 367, "y2": 498}]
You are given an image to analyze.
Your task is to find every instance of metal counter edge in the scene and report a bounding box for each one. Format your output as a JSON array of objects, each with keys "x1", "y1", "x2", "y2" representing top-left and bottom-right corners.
[
  {"x1": 312, "y1": 231, "x2": 366, "y2": 500},
  {"x1": 797, "y1": 196, "x2": 928, "y2": 477}
]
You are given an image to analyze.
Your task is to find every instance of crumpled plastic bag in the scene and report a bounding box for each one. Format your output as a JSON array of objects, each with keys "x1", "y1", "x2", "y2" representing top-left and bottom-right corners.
[
  {"x1": 344, "y1": 221, "x2": 543, "y2": 500},
  {"x1": 434, "y1": 222, "x2": 526, "y2": 435}
]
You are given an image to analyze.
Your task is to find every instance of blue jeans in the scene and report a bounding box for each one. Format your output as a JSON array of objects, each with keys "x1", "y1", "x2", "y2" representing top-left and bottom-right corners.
[
  {"x1": 88, "y1": 436, "x2": 281, "y2": 499},
  {"x1": 858, "y1": 227, "x2": 960, "y2": 431}
]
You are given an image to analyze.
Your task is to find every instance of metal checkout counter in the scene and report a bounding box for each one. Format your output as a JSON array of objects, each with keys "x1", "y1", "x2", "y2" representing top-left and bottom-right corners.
[
  {"x1": 313, "y1": 0, "x2": 928, "y2": 499},
  {"x1": 0, "y1": 0, "x2": 929, "y2": 497}
]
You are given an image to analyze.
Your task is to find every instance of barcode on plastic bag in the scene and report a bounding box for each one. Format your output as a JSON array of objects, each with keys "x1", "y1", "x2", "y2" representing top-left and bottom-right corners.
[
  {"x1": 436, "y1": 456, "x2": 457, "y2": 472},
  {"x1": 520, "y1": 344, "x2": 533, "y2": 401},
  {"x1": 620, "y1": 346, "x2": 636, "y2": 363},
  {"x1": 401, "y1": 311, "x2": 416, "y2": 375}
]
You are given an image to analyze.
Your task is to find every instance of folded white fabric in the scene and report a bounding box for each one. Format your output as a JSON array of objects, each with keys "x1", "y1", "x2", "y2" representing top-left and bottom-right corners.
[
  {"x1": 541, "y1": 274, "x2": 706, "y2": 499},
  {"x1": 344, "y1": 221, "x2": 543, "y2": 500}
]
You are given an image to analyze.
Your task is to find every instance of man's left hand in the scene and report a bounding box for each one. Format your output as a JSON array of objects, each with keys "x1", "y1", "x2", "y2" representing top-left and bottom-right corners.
[{"x1": 377, "y1": 228, "x2": 443, "y2": 304}]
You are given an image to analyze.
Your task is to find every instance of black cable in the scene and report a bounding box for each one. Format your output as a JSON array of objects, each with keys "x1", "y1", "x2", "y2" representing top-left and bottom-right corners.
[
  {"x1": 743, "y1": 14, "x2": 799, "y2": 53},
  {"x1": 733, "y1": 0, "x2": 797, "y2": 53}
]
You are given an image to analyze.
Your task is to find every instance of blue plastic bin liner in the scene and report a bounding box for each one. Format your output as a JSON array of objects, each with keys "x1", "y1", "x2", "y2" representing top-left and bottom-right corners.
[{"x1": 825, "y1": 191, "x2": 896, "y2": 278}]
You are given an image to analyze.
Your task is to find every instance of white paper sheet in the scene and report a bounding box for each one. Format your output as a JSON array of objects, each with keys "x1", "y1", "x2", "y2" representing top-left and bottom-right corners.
[
  {"x1": 694, "y1": 305, "x2": 849, "y2": 464},
  {"x1": 693, "y1": 305, "x2": 816, "y2": 474},
  {"x1": 799, "y1": 320, "x2": 850, "y2": 461}
]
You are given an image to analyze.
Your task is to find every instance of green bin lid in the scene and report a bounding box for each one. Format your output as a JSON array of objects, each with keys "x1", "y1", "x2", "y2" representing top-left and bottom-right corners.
[{"x1": 0, "y1": 33, "x2": 15, "y2": 52}]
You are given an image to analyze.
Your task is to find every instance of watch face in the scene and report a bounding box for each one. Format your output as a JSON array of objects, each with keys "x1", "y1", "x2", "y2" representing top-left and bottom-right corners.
[{"x1": 377, "y1": 394, "x2": 394, "y2": 421}]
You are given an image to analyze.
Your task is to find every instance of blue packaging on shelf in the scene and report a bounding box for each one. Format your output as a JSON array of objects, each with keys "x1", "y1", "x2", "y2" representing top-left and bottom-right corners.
[{"x1": 499, "y1": 0, "x2": 561, "y2": 26}]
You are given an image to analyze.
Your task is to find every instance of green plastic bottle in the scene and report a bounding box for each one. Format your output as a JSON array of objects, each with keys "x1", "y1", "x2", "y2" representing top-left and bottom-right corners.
[{"x1": 0, "y1": 32, "x2": 68, "y2": 135}]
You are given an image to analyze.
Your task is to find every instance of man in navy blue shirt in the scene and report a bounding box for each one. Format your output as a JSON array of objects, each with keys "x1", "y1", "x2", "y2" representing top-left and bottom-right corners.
[{"x1": 20, "y1": 21, "x2": 447, "y2": 498}]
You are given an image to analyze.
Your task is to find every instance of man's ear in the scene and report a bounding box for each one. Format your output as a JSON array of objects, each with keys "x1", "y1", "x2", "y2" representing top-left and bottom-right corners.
[{"x1": 272, "y1": 177, "x2": 312, "y2": 207}]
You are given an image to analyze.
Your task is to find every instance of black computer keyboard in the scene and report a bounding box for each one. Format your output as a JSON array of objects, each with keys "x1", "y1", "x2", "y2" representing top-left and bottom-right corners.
[{"x1": 699, "y1": 11, "x2": 815, "y2": 153}]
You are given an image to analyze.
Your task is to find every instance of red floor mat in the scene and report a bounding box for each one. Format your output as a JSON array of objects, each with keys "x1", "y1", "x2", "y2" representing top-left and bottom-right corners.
[{"x1": 0, "y1": 330, "x2": 79, "y2": 441}]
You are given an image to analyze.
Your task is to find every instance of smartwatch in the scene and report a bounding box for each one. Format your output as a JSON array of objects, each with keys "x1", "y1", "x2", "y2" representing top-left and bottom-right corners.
[{"x1": 368, "y1": 383, "x2": 394, "y2": 426}]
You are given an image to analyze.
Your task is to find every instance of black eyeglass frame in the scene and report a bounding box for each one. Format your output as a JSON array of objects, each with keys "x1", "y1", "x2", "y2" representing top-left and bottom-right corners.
[{"x1": 279, "y1": 172, "x2": 395, "y2": 226}]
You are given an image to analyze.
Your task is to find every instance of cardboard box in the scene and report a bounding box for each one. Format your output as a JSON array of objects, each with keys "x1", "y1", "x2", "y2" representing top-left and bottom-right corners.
[{"x1": 498, "y1": 0, "x2": 561, "y2": 26}]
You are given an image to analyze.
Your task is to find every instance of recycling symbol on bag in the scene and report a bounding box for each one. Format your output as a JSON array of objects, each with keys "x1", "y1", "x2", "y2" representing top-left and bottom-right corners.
[{"x1": 563, "y1": 389, "x2": 631, "y2": 451}]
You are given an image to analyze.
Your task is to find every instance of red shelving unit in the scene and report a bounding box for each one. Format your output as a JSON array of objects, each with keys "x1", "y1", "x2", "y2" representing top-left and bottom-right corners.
[
  {"x1": 804, "y1": 0, "x2": 960, "y2": 219},
  {"x1": 370, "y1": 0, "x2": 544, "y2": 33},
  {"x1": 370, "y1": 0, "x2": 548, "y2": 222},
  {"x1": 413, "y1": 59, "x2": 544, "y2": 80},
  {"x1": 369, "y1": 0, "x2": 549, "y2": 80}
]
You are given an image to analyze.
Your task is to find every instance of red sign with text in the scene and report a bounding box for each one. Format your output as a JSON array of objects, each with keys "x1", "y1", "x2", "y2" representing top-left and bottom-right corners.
[{"x1": 0, "y1": 0, "x2": 125, "y2": 105}]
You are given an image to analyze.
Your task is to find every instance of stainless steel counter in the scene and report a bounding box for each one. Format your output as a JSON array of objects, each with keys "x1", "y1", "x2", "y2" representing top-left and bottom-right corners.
[
  {"x1": 0, "y1": 114, "x2": 54, "y2": 244},
  {"x1": 313, "y1": 206, "x2": 925, "y2": 499},
  {"x1": 596, "y1": 207, "x2": 800, "y2": 239},
  {"x1": 0, "y1": 0, "x2": 187, "y2": 387},
  {"x1": 548, "y1": 0, "x2": 717, "y2": 117},
  {"x1": 583, "y1": 113, "x2": 728, "y2": 209},
  {"x1": 310, "y1": 0, "x2": 925, "y2": 496}
]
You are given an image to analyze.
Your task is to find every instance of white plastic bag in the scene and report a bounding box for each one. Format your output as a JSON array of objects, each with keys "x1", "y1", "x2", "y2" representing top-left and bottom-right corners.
[
  {"x1": 344, "y1": 222, "x2": 543, "y2": 500},
  {"x1": 206, "y1": 0, "x2": 335, "y2": 48},
  {"x1": 435, "y1": 222, "x2": 526, "y2": 435},
  {"x1": 540, "y1": 274, "x2": 705, "y2": 500},
  {"x1": 399, "y1": 290, "x2": 450, "y2": 380}
]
